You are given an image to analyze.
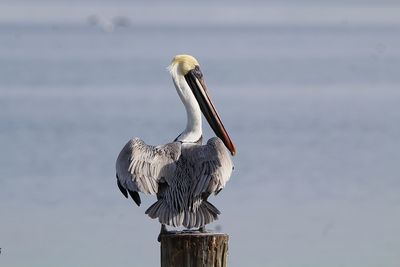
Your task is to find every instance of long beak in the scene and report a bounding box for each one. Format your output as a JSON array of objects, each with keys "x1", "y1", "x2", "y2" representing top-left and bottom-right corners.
[{"x1": 185, "y1": 67, "x2": 236, "y2": 156}]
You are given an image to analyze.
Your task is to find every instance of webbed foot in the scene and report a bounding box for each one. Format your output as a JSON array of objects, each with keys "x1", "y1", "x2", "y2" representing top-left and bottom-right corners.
[
  {"x1": 157, "y1": 224, "x2": 168, "y2": 242},
  {"x1": 199, "y1": 226, "x2": 208, "y2": 233}
]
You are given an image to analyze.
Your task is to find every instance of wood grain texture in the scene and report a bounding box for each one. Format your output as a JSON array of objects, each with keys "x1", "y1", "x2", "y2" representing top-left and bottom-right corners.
[{"x1": 160, "y1": 232, "x2": 229, "y2": 267}]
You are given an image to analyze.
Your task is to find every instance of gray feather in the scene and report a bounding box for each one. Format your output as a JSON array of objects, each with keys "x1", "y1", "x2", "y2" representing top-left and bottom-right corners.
[{"x1": 115, "y1": 136, "x2": 232, "y2": 228}]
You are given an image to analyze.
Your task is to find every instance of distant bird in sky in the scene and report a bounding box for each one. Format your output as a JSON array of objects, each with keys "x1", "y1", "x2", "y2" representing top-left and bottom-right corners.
[{"x1": 115, "y1": 55, "x2": 235, "y2": 240}]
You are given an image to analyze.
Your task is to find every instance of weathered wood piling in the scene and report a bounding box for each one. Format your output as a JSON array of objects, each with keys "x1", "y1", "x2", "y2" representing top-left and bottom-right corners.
[{"x1": 160, "y1": 232, "x2": 229, "y2": 267}]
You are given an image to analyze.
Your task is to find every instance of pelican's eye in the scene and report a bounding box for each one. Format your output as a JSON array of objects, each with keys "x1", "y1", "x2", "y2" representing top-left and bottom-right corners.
[{"x1": 193, "y1": 65, "x2": 203, "y2": 79}]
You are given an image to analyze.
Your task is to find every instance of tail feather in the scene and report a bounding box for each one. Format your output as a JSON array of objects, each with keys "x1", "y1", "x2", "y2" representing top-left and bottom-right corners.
[
  {"x1": 145, "y1": 200, "x2": 162, "y2": 219},
  {"x1": 145, "y1": 200, "x2": 220, "y2": 228}
]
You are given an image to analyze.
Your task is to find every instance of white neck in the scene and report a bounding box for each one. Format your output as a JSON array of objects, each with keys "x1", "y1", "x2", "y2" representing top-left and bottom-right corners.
[{"x1": 169, "y1": 65, "x2": 202, "y2": 143}]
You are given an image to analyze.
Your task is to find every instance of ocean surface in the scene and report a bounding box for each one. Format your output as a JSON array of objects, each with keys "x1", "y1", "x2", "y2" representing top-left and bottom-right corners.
[{"x1": 1, "y1": 1, "x2": 400, "y2": 266}]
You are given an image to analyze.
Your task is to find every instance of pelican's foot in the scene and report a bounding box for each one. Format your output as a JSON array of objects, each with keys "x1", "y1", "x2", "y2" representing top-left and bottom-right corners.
[
  {"x1": 157, "y1": 224, "x2": 168, "y2": 242},
  {"x1": 199, "y1": 226, "x2": 208, "y2": 233}
]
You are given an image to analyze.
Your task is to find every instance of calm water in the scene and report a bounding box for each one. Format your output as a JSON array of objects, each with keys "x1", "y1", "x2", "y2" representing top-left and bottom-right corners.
[{"x1": 1, "y1": 2, "x2": 400, "y2": 267}]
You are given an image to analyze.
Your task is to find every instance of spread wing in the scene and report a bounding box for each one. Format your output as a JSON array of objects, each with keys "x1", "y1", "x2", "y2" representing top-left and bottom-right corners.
[
  {"x1": 184, "y1": 137, "x2": 234, "y2": 197},
  {"x1": 115, "y1": 138, "x2": 181, "y2": 206}
]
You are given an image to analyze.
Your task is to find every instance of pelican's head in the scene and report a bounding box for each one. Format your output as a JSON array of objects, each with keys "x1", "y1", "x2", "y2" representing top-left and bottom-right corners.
[
  {"x1": 169, "y1": 55, "x2": 200, "y2": 76},
  {"x1": 169, "y1": 54, "x2": 236, "y2": 156}
]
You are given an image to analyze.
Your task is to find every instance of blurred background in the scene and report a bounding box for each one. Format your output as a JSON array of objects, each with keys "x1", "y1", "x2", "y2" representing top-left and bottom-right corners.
[{"x1": 1, "y1": 0, "x2": 400, "y2": 266}]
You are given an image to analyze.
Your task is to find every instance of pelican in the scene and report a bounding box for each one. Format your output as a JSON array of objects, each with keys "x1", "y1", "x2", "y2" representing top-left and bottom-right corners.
[{"x1": 115, "y1": 55, "x2": 236, "y2": 240}]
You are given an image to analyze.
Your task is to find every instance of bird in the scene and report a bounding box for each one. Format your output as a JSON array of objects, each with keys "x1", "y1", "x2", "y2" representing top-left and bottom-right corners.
[{"x1": 115, "y1": 55, "x2": 236, "y2": 240}]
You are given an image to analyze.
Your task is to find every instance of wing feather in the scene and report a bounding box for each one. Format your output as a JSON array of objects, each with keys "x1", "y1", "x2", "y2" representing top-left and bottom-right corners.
[
  {"x1": 116, "y1": 138, "x2": 181, "y2": 198},
  {"x1": 184, "y1": 137, "x2": 234, "y2": 197}
]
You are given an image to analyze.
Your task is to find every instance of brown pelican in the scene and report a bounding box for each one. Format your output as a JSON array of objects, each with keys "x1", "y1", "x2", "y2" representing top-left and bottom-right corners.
[{"x1": 115, "y1": 55, "x2": 236, "y2": 239}]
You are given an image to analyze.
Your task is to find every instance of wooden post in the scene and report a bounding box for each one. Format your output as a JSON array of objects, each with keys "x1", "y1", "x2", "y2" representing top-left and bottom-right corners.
[{"x1": 160, "y1": 232, "x2": 229, "y2": 267}]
